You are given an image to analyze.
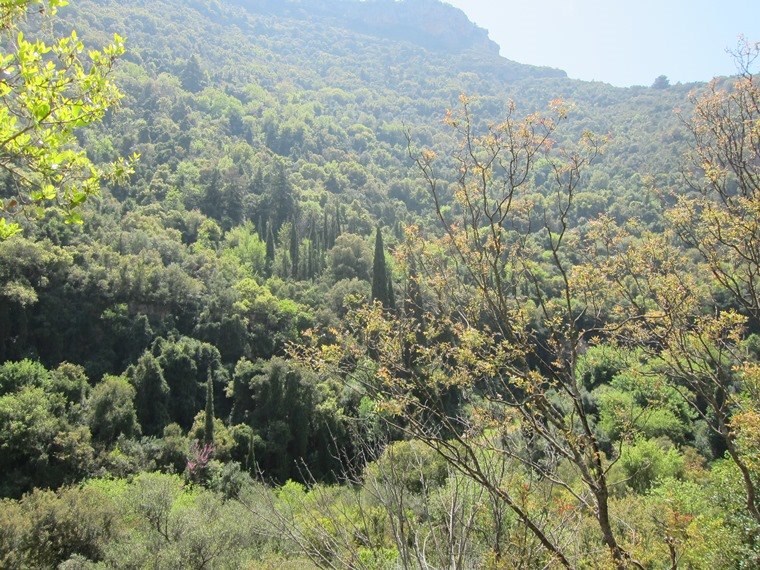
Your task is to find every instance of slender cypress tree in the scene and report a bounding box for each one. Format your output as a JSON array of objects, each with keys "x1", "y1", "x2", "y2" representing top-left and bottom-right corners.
[
  {"x1": 270, "y1": 163, "x2": 294, "y2": 231},
  {"x1": 372, "y1": 226, "x2": 390, "y2": 308},
  {"x1": 387, "y1": 274, "x2": 396, "y2": 311},
  {"x1": 204, "y1": 368, "x2": 215, "y2": 446},
  {"x1": 251, "y1": 167, "x2": 264, "y2": 195},
  {"x1": 336, "y1": 205, "x2": 344, "y2": 236},
  {"x1": 265, "y1": 221, "x2": 276, "y2": 276},
  {"x1": 290, "y1": 218, "x2": 299, "y2": 279},
  {"x1": 307, "y1": 218, "x2": 317, "y2": 280},
  {"x1": 322, "y1": 208, "x2": 330, "y2": 249},
  {"x1": 225, "y1": 182, "x2": 245, "y2": 228},
  {"x1": 307, "y1": 240, "x2": 314, "y2": 280},
  {"x1": 202, "y1": 167, "x2": 222, "y2": 221},
  {"x1": 257, "y1": 213, "x2": 266, "y2": 240}
]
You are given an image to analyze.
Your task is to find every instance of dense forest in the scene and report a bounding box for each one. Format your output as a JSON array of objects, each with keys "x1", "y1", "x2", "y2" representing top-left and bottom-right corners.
[{"x1": 1, "y1": 0, "x2": 759, "y2": 568}]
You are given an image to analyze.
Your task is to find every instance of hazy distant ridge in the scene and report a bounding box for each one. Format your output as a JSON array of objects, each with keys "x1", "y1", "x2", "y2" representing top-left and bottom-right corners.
[{"x1": 230, "y1": 0, "x2": 501, "y2": 53}]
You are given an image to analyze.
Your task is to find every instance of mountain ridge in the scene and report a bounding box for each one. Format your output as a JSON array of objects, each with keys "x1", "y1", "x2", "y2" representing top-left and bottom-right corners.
[{"x1": 227, "y1": 0, "x2": 503, "y2": 55}]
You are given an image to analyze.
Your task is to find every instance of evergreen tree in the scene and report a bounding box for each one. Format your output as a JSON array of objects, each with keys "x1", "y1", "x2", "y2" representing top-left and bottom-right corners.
[
  {"x1": 202, "y1": 167, "x2": 222, "y2": 221},
  {"x1": 204, "y1": 368, "x2": 215, "y2": 446},
  {"x1": 251, "y1": 167, "x2": 264, "y2": 195},
  {"x1": 371, "y1": 226, "x2": 391, "y2": 308},
  {"x1": 257, "y1": 214, "x2": 266, "y2": 240},
  {"x1": 269, "y1": 164, "x2": 295, "y2": 232},
  {"x1": 322, "y1": 208, "x2": 330, "y2": 249},
  {"x1": 307, "y1": 240, "x2": 314, "y2": 280},
  {"x1": 265, "y1": 221, "x2": 276, "y2": 276},
  {"x1": 224, "y1": 182, "x2": 245, "y2": 228},
  {"x1": 290, "y1": 218, "x2": 299, "y2": 280},
  {"x1": 128, "y1": 353, "x2": 169, "y2": 437},
  {"x1": 307, "y1": 218, "x2": 318, "y2": 280},
  {"x1": 180, "y1": 54, "x2": 207, "y2": 93},
  {"x1": 336, "y1": 205, "x2": 344, "y2": 236},
  {"x1": 387, "y1": 274, "x2": 396, "y2": 311}
]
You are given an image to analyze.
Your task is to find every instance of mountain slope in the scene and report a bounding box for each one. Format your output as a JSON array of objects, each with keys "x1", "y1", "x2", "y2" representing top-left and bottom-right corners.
[
  {"x1": 1, "y1": 0, "x2": 709, "y2": 374},
  {"x1": 60, "y1": 0, "x2": 697, "y2": 223}
]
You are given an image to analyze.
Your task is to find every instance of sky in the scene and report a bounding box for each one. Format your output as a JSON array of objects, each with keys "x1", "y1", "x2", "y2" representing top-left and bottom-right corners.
[{"x1": 444, "y1": 0, "x2": 760, "y2": 87}]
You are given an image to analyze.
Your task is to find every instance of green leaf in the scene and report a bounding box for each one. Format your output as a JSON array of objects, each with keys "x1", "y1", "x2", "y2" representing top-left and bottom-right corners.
[
  {"x1": 70, "y1": 191, "x2": 86, "y2": 206},
  {"x1": 42, "y1": 185, "x2": 56, "y2": 201},
  {"x1": 0, "y1": 218, "x2": 22, "y2": 240},
  {"x1": 64, "y1": 211, "x2": 83, "y2": 225},
  {"x1": 34, "y1": 102, "x2": 50, "y2": 121}
]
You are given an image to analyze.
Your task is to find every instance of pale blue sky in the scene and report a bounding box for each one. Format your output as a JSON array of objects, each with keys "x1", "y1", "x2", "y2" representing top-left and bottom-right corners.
[{"x1": 445, "y1": 0, "x2": 759, "y2": 87}]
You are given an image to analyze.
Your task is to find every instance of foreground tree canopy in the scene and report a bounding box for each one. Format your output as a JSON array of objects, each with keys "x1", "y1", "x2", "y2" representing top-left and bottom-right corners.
[{"x1": 0, "y1": 0, "x2": 135, "y2": 238}]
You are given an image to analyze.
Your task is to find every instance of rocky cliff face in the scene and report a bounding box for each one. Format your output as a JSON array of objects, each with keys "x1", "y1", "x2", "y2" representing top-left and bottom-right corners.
[{"x1": 233, "y1": 0, "x2": 500, "y2": 54}]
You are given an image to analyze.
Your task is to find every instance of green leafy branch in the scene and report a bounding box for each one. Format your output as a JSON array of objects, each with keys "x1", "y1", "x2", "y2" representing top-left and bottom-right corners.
[{"x1": 0, "y1": 0, "x2": 137, "y2": 238}]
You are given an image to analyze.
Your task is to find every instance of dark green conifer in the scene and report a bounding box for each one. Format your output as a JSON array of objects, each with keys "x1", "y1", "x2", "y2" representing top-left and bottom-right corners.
[
  {"x1": 265, "y1": 221, "x2": 276, "y2": 276},
  {"x1": 202, "y1": 167, "x2": 222, "y2": 221},
  {"x1": 225, "y1": 182, "x2": 245, "y2": 228},
  {"x1": 251, "y1": 167, "x2": 264, "y2": 195},
  {"x1": 204, "y1": 368, "x2": 215, "y2": 446},
  {"x1": 307, "y1": 240, "x2": 315, "y2": 280},
  {"x1": 322, "y1": 208, "x2": 330, "y2": 249},
  {"x1": 257, "y1": 214, "x2": 266, "y2": 240},
  {"x1": 387, "y1": 274, "x2": 396, "y2": 311},
  {"x1": 307, "y1": 218, "x2": 318, "y2": 280},
  {"x1": 372, "y1": 226, "x2": 391, "y2": 308},
  {"x1": 290, "y1": 218, "x2": 299, "y2": 279},
  {"x1": 270, "y1": 163, "x2": 294, "y2": 231},
  {"x1": 336, "y1": 205, "x2": 344, "y2": 235},
  {"x1": 180, "y1": 54, "x2": 207, "y2": 93}
]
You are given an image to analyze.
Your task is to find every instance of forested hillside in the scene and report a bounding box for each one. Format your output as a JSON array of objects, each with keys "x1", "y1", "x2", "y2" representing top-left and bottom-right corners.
[{"x1": 1, "y1": 0, "x2": 759, "y2": 568}]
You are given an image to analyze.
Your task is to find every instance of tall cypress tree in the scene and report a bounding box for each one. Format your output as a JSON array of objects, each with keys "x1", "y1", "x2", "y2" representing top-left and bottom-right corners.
[
  {"x1": 308, "y1": 218, "x2": 318, "y2": 280},
  {"x1": 202, "y1": 167, "x2": 222, "y2": 221},
  {"x1": 372, "y1": 226, "x2": 390, "y2": 308},
  {"x1": 251, "y1": 167, "x2": 264, "y2": 195},
  {"x1": 290, "y1": 218, "x2": 299, "y2": 279},
  {"x1": 225, "y1": 182, "x2": 245, "y2": 228},
  {"x1": 307, "y1": 240, "x2": 315, "y2": 280},
  {"x1": 265, "y1": 221, "x2": 276, "y2": 276},
  {"x1": 270, "y1": 164, "x2": 294, "y2": 231},
  {"x1": 322, "y1": 208, "x2": 330, "y2": 249},
  {"x1": 257, "y1": 213, "x2": 266, "y2": 240},
  {"x1": 204, "y1": 368, "x2": 215, "y2": 446},
  {"x1": 336, "y1": 205, "x2": 344, "y2": 236}
]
